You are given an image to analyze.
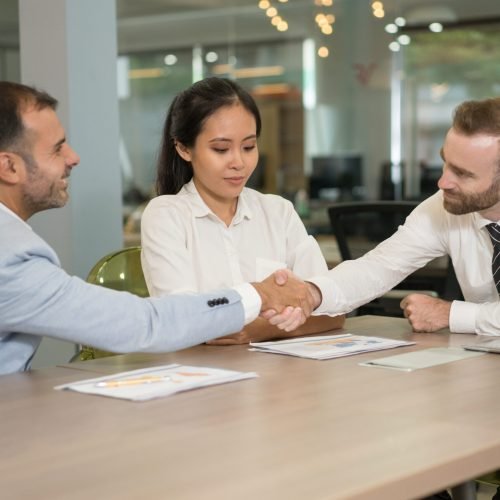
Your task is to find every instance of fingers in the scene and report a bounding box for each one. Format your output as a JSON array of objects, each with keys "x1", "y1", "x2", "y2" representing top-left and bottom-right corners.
[
  {"x1": 273, "y1": 268, "x2": 289, "y2": 286},
  {"x1": 268, "y1": 306, "x2": 306, "y2": 331},
  {"x1": 260, "y1": 309, "x2": 277, "y2": 320},
  {"x1": 398, "y1": 294, "x2": 451, "y2": 333}
]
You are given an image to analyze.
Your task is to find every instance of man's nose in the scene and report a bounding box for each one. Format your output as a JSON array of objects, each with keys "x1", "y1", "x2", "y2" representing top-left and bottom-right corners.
[
  {"x1": 437, "y1": 165, "x2": 452, "y2": 190},
  {"x1": 66, "y1": 145, "x2": 80, "y2": 168}
]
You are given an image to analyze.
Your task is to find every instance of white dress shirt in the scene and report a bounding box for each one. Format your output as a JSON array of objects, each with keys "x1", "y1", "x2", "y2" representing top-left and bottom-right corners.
[
  {"x1": 311, "y1": 190, "x2": 500, "y2": 335},
  {"x1": 141, "y1": 180, "x2": 328, "y2": 303}
]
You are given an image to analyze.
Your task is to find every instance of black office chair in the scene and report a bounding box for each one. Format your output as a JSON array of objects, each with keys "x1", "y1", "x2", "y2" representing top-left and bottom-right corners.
[{"x1": 328, "y1": 201, "x2": 461, "y2": 317}]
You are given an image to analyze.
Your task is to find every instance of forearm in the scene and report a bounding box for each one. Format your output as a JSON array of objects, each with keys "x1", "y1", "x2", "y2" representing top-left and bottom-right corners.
[
  {"x1": 285, "y1": 314, "x2": 345, "y2": 337},
  {"x1": 207, "y1": 314, "x2": 345, "y2": 345}
]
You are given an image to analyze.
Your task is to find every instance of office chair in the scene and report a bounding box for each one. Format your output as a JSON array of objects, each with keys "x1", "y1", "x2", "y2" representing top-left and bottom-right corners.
[
  {"x1": 328, "y1": 201, "x2": 460, "y2": 317},
  {"x1": 73, "y1": 246, "x2": 149, "y2": 361}
]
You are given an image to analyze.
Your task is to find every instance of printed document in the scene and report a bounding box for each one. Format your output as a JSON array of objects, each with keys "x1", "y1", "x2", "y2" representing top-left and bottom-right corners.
[
  {"x1": 55, "y1": 364, "x2": 257, "y2": 401},
  {"x1": 250, "y1": 333, "x2": 414, "y2": 360}
]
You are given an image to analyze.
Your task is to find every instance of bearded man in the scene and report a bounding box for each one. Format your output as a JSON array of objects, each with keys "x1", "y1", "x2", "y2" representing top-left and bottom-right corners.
[{"x1": 272, "y1": 97, "x2": 500, "y2": 336}]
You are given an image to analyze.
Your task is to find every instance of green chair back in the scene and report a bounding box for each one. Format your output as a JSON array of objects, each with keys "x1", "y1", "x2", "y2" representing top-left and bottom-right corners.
[
  {"x1": 76, "y1": 246, "x2": 149, "y2": 361},
  {"x1": 86, "y1": 246, "x2": 149, "y2": 297}
]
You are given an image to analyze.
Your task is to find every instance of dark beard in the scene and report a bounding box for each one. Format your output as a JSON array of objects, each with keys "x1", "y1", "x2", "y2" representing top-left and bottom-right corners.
[{"x1": 443, "y1": 178, "x2": 500, "y2": 215}]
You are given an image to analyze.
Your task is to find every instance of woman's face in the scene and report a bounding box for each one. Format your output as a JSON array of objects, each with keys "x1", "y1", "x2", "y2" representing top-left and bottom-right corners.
[{"x1": 177, "y1": 103, "x2": 258, "y2": 209}]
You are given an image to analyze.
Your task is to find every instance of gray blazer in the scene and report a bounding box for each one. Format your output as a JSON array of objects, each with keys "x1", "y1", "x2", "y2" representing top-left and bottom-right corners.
[{"x1": 0, "y1": 208, "x2": 244, "y2": 375}]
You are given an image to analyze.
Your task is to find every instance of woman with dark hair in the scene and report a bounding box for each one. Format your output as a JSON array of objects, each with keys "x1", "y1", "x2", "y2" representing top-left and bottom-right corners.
[{"x1": 141, "y1": 77, "x2": 344, "y2": 344}]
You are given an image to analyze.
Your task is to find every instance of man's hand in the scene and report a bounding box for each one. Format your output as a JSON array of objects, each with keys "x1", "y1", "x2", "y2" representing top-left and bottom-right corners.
[
  {"x1": 400, "y1": 293, "x2": 451, "y2": 332},
  {"x1": 255, "y1": 270, "x2": 322, "y2": 332},
  {"x1": 252, "y1": 269, "x2": 316, "y2": 317}
]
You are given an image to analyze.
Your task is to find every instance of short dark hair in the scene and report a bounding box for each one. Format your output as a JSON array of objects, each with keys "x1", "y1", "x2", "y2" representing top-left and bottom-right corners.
[
  {"x1": 452, "y1": 97, "x2": 500, "y2": 137},
  {"x1": 453, "y1": 97, "x2": 500, "y2": 170},
  {"x1": 0, "y1": 81, "x2": 58, "y2": 153},
  {"x1": 155, "y1": 77, "x2": 262, "y2": 195}
]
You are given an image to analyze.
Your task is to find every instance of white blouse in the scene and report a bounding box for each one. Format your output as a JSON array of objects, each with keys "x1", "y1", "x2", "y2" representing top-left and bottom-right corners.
[{"x1": 141, "y1": 180, "x2": 328, "y2": 297}]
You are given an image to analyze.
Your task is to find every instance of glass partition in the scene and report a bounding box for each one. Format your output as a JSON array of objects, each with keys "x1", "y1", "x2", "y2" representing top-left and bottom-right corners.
[{"x1": 402, "y1": 23, "x2": 500, "y2": 198}]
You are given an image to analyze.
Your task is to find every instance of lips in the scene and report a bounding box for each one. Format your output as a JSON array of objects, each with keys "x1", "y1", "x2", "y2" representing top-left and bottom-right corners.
[{"x1": 224, "y1": 176, "x2": 245, "y2": 185}]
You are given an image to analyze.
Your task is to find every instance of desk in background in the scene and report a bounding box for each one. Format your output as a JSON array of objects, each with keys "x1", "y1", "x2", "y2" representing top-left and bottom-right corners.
[{"x1": 1, "y1": 316, "x2": 499, "y2": 500}]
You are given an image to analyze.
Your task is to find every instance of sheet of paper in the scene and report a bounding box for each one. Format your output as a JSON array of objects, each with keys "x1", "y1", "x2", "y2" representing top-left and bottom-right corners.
[
  {"x1": 250, "y1": 333, "x2": 414, "y2": 360},
  {"x1": 55, "y1": 364, "x2": 257, "y2": 401},
  {"x1": 360, "y1": 347, "x2": 484, "y2": 371}
]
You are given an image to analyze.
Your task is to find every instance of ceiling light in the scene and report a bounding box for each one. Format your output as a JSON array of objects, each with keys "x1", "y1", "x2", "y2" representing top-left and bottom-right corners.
[
  {"x1": 397, "y1": 34, "x2": 411, "y2": 45},
  {"x1": 164, "y1": 54, "x2": 177, "y2": 65},
  {"x1": 429, "y1": 22, "x2": 443, "y2": 33},
  {"x1": 277, "y1": 21, "x2": 288, "y2": 31},
  {"x1": 318, "y1": 46, "x2": 329, "y2": 58},
  {"x1": 205, "y1": 51, "x2": 218, "y2": 63}
]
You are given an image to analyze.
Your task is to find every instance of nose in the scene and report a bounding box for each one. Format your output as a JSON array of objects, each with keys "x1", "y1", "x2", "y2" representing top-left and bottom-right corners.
[
  {"x1": 65, "y1": 144, "x2": 80, "y2": 168},
  {"x1": 437, "y1": 164, "x2": 453, "y2": 191},
  {"x1": 229, "y1": 148, "x2": 245, "y2": 170}
]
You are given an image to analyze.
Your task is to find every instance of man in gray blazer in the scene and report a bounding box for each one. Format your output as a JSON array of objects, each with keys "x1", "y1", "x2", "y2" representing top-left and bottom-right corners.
[{"x1": 0, "y1": 82, "x2": 314, "y2": 376}]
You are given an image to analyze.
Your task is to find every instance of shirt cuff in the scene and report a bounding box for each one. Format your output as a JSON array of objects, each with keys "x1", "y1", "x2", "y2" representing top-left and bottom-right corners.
[
  {"x1": 307, "y1": 275, "x2": 338, "y2": 315},
  {"x1": 232, "y1": 283, "x2": 261, "y2": 325},
  {"x1": 449, "y1": 300, "x2": 477, "y2": 333}
]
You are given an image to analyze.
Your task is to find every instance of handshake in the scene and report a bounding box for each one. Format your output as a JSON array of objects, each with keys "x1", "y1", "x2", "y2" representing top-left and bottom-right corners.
[{"x1": 252, "y1": 270, "x2": 322, "y2": 332}]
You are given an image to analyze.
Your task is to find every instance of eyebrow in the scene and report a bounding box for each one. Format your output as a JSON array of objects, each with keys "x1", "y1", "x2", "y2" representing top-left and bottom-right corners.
[
  {"x1": 52, "y1": 137, "x2": 66, "y2": 152},
  {"x1": 208, "y1": 134, "x2": 257, "y2": 143}
]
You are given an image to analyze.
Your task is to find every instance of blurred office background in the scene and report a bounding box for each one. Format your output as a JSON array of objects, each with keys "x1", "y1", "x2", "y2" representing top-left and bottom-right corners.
[
  {"x1": 1, "y1": 0, "x2": 499, "y2": 365},
  {"x1": 3, "y1": 0, "x2": 500, "y2": 212}
]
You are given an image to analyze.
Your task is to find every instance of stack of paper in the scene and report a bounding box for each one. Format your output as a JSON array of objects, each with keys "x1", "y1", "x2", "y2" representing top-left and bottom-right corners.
[
  {"x1": 250, "y1": 333, "x2": 414, "y2": 360},
  {"x1": 55, "y1": 364, "x2": 257, "y2": 401}
]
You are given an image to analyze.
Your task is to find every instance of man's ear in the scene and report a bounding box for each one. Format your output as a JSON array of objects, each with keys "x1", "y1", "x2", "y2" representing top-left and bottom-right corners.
[
  {"x1": 0, "y1": 152, "x2": 22, "y2": 184},
  {"x1": 174, "y1": 141, "x2": 192, "y2": 162}
]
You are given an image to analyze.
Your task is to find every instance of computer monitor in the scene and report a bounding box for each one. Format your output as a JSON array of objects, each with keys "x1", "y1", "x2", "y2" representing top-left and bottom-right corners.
[{"x1": 309, "y1": 154, "x2": 363, "y2": 200}]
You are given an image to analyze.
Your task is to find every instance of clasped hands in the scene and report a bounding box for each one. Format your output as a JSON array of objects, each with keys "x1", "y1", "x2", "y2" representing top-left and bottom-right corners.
[{"x1": 252, "y1": 269, "x2": 322, "y2": 332}]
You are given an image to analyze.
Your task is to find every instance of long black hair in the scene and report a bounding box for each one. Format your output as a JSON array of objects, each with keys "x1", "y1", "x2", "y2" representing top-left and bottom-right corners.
[{"x1": 155, "y1": 77, "x2": 262, "y2": 195}]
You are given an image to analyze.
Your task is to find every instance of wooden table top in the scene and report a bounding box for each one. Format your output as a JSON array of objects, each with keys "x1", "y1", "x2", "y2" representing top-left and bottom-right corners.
[{"x1": 1, "y1": 315, "x2": 500, "y2": 500}]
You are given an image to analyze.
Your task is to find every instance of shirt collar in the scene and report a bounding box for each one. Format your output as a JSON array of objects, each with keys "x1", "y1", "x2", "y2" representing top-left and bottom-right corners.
[
  {"x1": 182, "y1": 179, "x2": 253, "y2": 224},
  {"x1": 181, "y1": 180, "x2": 212, "y2": 218},
  {"x1": 474, "y1": 212, "x2": 500, "y2": 230},
  {"x1": 0, "y1": 202, "x2": 31, "y2": 229}
]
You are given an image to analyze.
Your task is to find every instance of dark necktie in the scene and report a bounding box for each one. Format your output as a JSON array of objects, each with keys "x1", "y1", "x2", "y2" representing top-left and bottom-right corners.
[{"x1": 486, "y1": 223, "x2": 500, "y2": 293}]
